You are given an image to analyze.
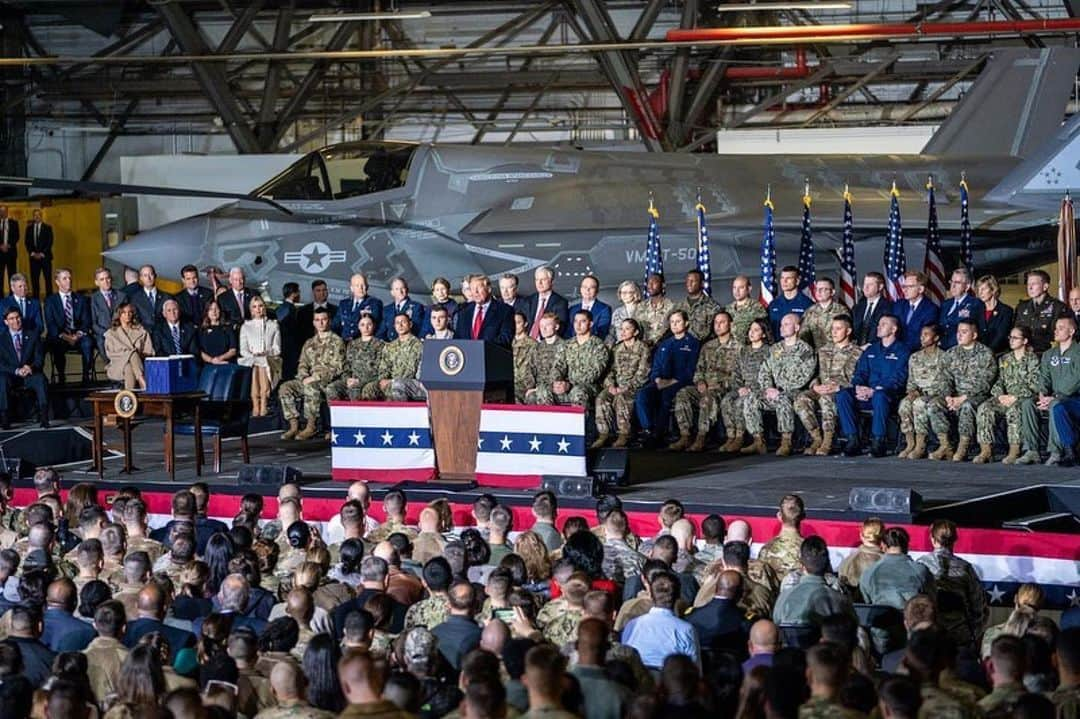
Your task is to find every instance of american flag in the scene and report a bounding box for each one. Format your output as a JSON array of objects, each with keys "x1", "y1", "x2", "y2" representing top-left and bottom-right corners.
[
  {"x1": 797, "y1": 190, "x2": 816, "y2": 300},
  {"x1": 922, "y1": 179, "x2": 947, "y2": 303},
  {"x1": 643, "y1": 199, "x2": 664, "y2": 291},
  {"x1": 1057, "y1": 190, "x2": 1076, "y2": 302},
  {"x1": 959, "y1": 177, "x2": 974, "y2": 278},
  {"x1": 883, "y1": 183, "x2": 907, "y2": 302},
  {"x1": 838, "y1": 187, "x2": 857, "y2": 309},
  {"x1": 760, "y1": 192, "x2": 777, "y2": 307},
  {"x1": 695, "y1": 198, "x2": 712, "y2": 296}
]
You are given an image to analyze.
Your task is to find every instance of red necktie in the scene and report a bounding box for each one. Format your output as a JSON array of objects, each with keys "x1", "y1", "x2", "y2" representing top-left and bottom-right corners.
[
  {"x1": 472, "y1": 305, "x2": 484, "y2": 340},
  {"x1": 530, "y1": 297, "x2": 546, "y2": 339}
]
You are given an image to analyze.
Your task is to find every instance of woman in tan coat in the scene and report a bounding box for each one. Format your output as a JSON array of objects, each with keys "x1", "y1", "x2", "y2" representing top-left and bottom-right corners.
[
  {"x1": 104, "y1": 302, "x2": 153, "y2": 389},
  {"x1": 238, "y1": 295, "x2": 281, "y2": 416}
]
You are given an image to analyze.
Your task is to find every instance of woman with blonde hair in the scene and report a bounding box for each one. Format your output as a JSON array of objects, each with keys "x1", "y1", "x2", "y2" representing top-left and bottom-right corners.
[
  {"x1": 238, "y1": 295, "x2": 281, "y2": 416},
  {"x1": 980, "y1": 582, "x2": 1045, "y2": 659},
  {"x1": 975, "y1": 274, "x2": 1014, "y2": 354},
  {"x1": 513, "y1": 530, "x2": 553, "y2": 583},
  {"x1": 104, "y1": 301, "x2": 153, "y2": 389},
  {"x1": 607, "y1": 280, "x2": 642, "y2": 345}
]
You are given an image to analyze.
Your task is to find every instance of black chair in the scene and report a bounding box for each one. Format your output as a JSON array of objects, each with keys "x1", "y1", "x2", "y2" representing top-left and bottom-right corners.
[
  {"x1": 778, "y1": 623, "x2": 820, "y2": 650},
  {"x1": 173, "y1": 364, "x2": 252, "y2": 473}
]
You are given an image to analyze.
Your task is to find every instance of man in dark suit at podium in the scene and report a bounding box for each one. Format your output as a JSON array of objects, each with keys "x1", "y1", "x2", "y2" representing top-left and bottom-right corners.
[{"x1": 454, "y1": 274, "x2": 513, "y2": 348}]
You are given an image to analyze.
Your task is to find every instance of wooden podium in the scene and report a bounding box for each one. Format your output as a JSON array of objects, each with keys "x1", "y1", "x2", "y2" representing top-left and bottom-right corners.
[{"x1": 420, "y1": 340, "x2": 513, "y2": 482}]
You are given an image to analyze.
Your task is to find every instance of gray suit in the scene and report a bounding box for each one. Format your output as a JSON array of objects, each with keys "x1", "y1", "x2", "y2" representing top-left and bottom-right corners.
[{"x1": 91, "y1": 289, "x2": 122, "y2": 356}]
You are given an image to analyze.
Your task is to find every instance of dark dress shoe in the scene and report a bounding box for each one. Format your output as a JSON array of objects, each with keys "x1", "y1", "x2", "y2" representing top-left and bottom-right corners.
[{"x1": 843, "y1": 435, "x2": 862, "y2": 457}]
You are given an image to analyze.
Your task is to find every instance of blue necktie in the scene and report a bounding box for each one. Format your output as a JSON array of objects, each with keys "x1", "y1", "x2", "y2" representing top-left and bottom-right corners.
[{"x1": 172, "y1": 325, "x2": 181, "y2": 353}]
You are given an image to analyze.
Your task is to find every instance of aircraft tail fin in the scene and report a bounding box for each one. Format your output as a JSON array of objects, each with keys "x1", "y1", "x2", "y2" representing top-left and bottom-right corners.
[{"x1": 922, "y1": 48, "x2": 1079, "y2": 158}]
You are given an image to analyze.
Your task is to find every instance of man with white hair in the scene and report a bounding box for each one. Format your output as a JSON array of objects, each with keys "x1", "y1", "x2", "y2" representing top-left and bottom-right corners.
[
  {"x1": 194, "y1": 574, "x2": 267, "y2": 637},
  {"x1": 525, "y1": 266, "x2": 569, "y2": 340},
  {"x1": 218, "y1": 266, "x2": 256, "y2": 328}
]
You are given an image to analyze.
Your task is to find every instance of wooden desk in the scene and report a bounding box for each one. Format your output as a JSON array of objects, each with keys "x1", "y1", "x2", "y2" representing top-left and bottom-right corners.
[{"x1": 89, "y1": 391, "x2": 205, "y2": 480}]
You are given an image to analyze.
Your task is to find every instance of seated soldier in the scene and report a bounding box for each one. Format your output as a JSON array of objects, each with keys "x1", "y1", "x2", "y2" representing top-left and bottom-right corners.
[
  {"x1": 794, "y1": 315, "x2": 862, "y2": 456},
  {"x1": 425, "y1": 306, "x2": 454, "y2": 340},
  {"x1": 742, "y1": 313, "x2": 815, "y2": 457},
  {"x1": 279, "y1": 307, "x2": 345, "y2": 441},
  {"x1": 593, "y1": 318, "x2": 650, "y2": 449},
  {"x1": 897, "y1": 324, "x2": 947, "y2": 459},
  {"x1": 671, "y1": 310, "x2": 739, "y2": 452},
  {"x1": 973, "y1": 325, "x2": 1040, "y2": 464},
  {"x1": 371, "y1": 313, "x2": 426, "y2": 401},
  {"x1": 523, "y1": 313, "x2": 564, "y2": 404},
  {"x1": 921, "y1": 319, "x2": 996, "y2": 461},
  {"x1": 719, "y1": 318, "x2": 770, "y2": 452},
  {"x1": 511, "y1": 311, "x2": 534, "y2": 403},
  {"x1": 1019, "y1": 316, "x2": 1080, "y2": 466},
  {"x1": 635, "y1": 310, "x2": 700, "y2": 447},
  {"x1": 528, "y1": 309, "x2": 609, "y2": 407},
  {"x1": 324, "y1": 314, "x2": 384, "y2": 402}
]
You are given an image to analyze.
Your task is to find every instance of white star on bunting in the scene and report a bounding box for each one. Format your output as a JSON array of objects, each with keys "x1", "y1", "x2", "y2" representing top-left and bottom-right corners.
[
  {"x1": 381, "y1": 430, "x2": 394, "y2": 446},
  {"x1": 987, "y1": 585, "x2": 1006, "y2": 604},
  {"x1": 330, "y1": 432, "x2": 338, "y2": 444},
  {"x1": 354, "y1": 431, "x2": 366, "y2": 445},
  {"x1": 477, "y1": 437, "x2": 484, "y2": 450},
  {"x1": 557, "y1": 437, "x2": 570, "y2": 453},
  {"x1": 408, "y1": 431, "x2": 420, "y2": 446},
  {"x1": 529, "y1": 436, "x2": 542, "y2": 452},
  {"x1": 500, "y1": 435, "x2": 513, "y2": 451},
  {"x1": 1068, "y1": 589, "x2": 1080, "y2": 608}
]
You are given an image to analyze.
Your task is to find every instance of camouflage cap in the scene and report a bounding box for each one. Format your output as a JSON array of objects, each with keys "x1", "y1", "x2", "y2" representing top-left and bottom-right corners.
[{"x1": 404, "y1": 627, "x2": 437, "y2": 663}]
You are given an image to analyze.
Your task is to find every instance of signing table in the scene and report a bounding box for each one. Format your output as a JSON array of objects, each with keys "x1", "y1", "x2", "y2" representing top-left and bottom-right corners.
[{"x1": 88, "y1": 390, "x2": 206, "y2": 479}]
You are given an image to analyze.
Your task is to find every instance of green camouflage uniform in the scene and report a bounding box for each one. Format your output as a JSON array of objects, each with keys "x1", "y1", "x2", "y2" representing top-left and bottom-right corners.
[
  {"x1": 1014, "y1": 295, "x2": 1070, "y2": 354},
  {"x1": 601, "y1": 537, "x2": 646, "y2": 585},
  {"x1": 638, "y1": 296, "x2": 675, "y2": 345},
  {"x1": 674, "y1": 294, "x2": 722, "y2": 340},
  {"x1": 524, "y1": 337, "x2": 565, "y2": 402},
  {"x1": 512, "y1": 335, "x2": 536, "y2": 403},
  {"x1": 279, "y1": 332, "x2": 346, "y2": 420},
  {"x1": 673, "y1": 335, "x2": 740, "y2": 435},
  {"x1": 1050, "y1": 683, "x2": 1080, "y2": 719},
  {"x1": 758, "y1": 527, "x2": 804, "y2": 576},
  {"x1": 797, "y1": 697, "x2": 865, "y2": 718},
  {"x1": 537, "y1": 597, "x2": 568, "y2": 628},
  {"x1": 324, "y1": 337, "x2": 384, "y2": 401},
  {"x1": 726, "y1": 298, "x2": 768, "y2": 345},
  {"x1": 923, "y1": 342, "x2": 996, "y2": 438},
  {"x1": 1020, "y1": 341, "x2": 1080, "y2": 453},
  {"x1": 366, "y1": 518, "x2": 417, "y2": 543},
  {"x1": 373, "y1": 334, "x2": 425, "y2": 401},
  {"x1": 919, "y1": 683, "x2": 981, "y2": 719},
  {"x1": 720, "y1": 344, "x2": 769, "y2": 437},
  {"x1": 252, "y1": 701, "x2": 335, "y2": 719},
  {"x1": 900, "y1": 346, "x2": 948, "y2": 435},
  {"x1": 595, "y1": 340, "x2": 650, "y2": 436},
  {"x1": 531, "y1": 335, "x2": 609, "y2": 406},
  {"x1": 975, "y1": 349, "x2": 1040, "y2": 445},
  {"x1": 799, "y1": 300, "x2": 846, "y2": 351},
  {"x1": 542, "y1": 607, "x2": 583, "y2": 647},
  {"x1": 977, "y1": 682, "x2": 1026, "y2": 719},
  {"x1": 916, "y1": 548, "x2": 988, "y2": 648},
  {"x1": 403, "y1": 594, "x2": 449, "y2": 631},
  {"x1": 745, "y1": 339, "x2": 816, "y2": 434},
  {"x1": 794, "y1": 342, "x2": 862, "y2": 433}
]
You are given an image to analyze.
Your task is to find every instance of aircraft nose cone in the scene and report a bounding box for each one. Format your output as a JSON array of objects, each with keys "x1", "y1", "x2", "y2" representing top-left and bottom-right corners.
[{"x1": 104, "y1": 215, "x2": 210, "y2": 279}]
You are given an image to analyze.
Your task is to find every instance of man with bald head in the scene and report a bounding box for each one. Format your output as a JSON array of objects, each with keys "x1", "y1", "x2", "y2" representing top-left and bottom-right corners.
[
  {"x1": 326, "y1": 481, "x2": 379, "y2": 544},
  {"x1": 686, "y1": 569, "x2": 750, "y2": 655},
  {"x1": 339, "y1": 650, "x2": 414, "y2": 719},
  {"x1": 480, "y1": 617, "x2": 510, "y2": 656},
  {"x1": 431, "y1": 580, "x2": 482, "y2": 671},
  {"x1": 258, "y1": 660, "x2": 334, "y2": 718},
  {"x1": 124, "y1": 580, "x2": 195, "y2": 661},
  {"x1": 374, "y1": 540, "x2": 424, "y2": 605},
  {"x1": 570, "y1": 617, "x2": 634, "y2": 719},
  {"x1": 42, "y1": 578, "x2": 95, "y2": 651},
  {"x1": 744, "y1": 619, "x2": 780, "y2": 673},
  {"x1": 725, "y1": 521, "x2": 781, "y2": 597}
]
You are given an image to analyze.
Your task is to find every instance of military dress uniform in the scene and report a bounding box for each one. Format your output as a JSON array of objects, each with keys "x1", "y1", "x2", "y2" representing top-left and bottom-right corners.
[
  {"x1": 594, "y1": 340, "x2": 650, "y2": 445},
  {"x1": 922, "y1": 342, "x2": 997, "y2": 460},
  {"x1": 744, "y1": 339, "x2": 816, "y2": 454},
  {"x1": 531, "y1": 335, "x2": 609, "y2": 406},
  {"x1": 638, "y1": 296, "x2": 675, "y2": 345},
  {"x1": 974, "y1": 348, "x2": 1040, "y2": 462},
  {"x1": 512, "y1": 334, "x2": 536, "y2": 403},
  {"x1": 799, "y1": 300, "x2": 846, "y2": 350},
  {"x1": 674, "y1": 294, "x2": 722, "y2": 341},
  {"x1": 719, "y1": 344, "x2": 770, "y2": 451},
  {"x1": 324, "y1": 337, "x2": 384, "y2": 401},
  {"x1": 726, "y1": 298, "x2": 768, "y2": 345},
  {"x1": 524, "y1": 337, "x2": 564, "y2": 402},
  {"x1": 279, "y1": 331, "x2": 346, "y2": 423},
  {"x1": 672, "y1": 335, "x2": 739, "y2": 448},
  {"x1": 794, "y1": 341, "x2": 862, "y2": 453},
  {"x1": 372, "y1": 333, "x2": 425, "y2": 401},
  {"x1": 1014, "y1": 295, "x2": 1070, "y2": 354}
]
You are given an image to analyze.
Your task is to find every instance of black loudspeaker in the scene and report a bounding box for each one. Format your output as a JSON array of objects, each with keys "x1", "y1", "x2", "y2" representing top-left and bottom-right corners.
[
  {"x1": 848, "y1": 487, "x2": 922, "y2": 515},
  {"x1": 540, "y1": 475, "x2": 600, "y2": 499},
  {"x1": 237, "y1": 464, "x2": 303, "y2": 486},
  {"x1": 589, "y1": 448, "x2": 629, "y2": 488}
]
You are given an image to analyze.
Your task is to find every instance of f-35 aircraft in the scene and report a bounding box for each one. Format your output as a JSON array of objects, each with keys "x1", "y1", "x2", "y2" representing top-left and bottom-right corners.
[{"x1": 12, "y1": 49, "x2": 1080, "y2": 303}]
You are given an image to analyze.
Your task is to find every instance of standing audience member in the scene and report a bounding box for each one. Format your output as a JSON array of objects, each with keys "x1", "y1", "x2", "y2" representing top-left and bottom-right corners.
[{"x1": 24, "y1": 209, "x2": 51, "y2": 299}]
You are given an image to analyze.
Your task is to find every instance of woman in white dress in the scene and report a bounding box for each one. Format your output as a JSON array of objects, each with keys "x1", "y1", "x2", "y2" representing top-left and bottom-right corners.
[{"x1": 238, "y1": 295, "x2": 281, "y2": 416}]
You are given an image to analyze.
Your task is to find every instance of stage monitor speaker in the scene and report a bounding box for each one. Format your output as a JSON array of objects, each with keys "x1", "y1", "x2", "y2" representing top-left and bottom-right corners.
[
  {"x1": 848, "y1": 487, "x2": 922, "y2": 515},
  {"x1": 0, "y1": 457, "x2": 33, "y2": 479},
  {"x1": 540, "y1": 475, "x2": 600, "y2": 499},
  {"x1": 589, "y1": 448, "x2": 629, "y2": 488},
  {"x1": 237, "y1": 464, "x2": 303, "y2": 486}
]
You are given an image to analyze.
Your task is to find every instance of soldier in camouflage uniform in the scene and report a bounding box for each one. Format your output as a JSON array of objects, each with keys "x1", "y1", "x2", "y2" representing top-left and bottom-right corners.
[
  {"x1": 523, "y1": 313, "x2": 565, "y2": 404},
  {"x1": 403, "y1": 592, "x2": 449, "y2": 631},
  {"x1": 922, "y1": 319, "x2": 996, "y2": 461},
  {"x1": 638, "y1": 273, "x2": 674, "y2": 345},
  {"x1": 279, "y1": 307, "x2": 345, "y2": 441},
  {"x1": 974, "y1": 325, "x2": 1041, "y2": 463},
  {"x1": 743, "y1": 313, "x2": 816, "y2": 456},
  {"x1": 323, "y1": 315, "x2": 384, "y2": 401},
  {"x1": 719, "y1": 319, "x2": 771, "y2": 452},
  {"x1": 757, "y1": 495, "x2": 806, "y2": 576},
  {"x1": 511, "y1": 312, "x2": 534, "y2": 403},
  {"x1": 530, "y1": 309, "x2": 610, "y2": 407},
  {"x1": 1014, "y1": 268, "x2": 1070, "y2": 353},
  {"x1": 673, "y1": 269, "x2": 721, "y2": 340},
  {"x1": 593, "y1": 318, "x2": 651, "y2": 448},
  {"x1": 370, "y1": 313, "x2": 426, "y2": 401},
  {"x1": 671, "y1": 311, "x2": 739, "y2": 451},
  {"x1": 916, "y1": 519, "x2": 988, "y2": 650},
  {"x1": 798, "y1": 278, "x2": 847, "y2": 350},
  {"x1": 599, "y1": 510, "x2": 646, "y2": 586},
  {"x1": 794, "y1": 315, "x2": 862, "y2": 456},
  {"x1": 899, "y1": 324, "x2": 948, "y2": 459},
  {"x1": 726, "y1": 275, "x2": 768, "y2": 346}
]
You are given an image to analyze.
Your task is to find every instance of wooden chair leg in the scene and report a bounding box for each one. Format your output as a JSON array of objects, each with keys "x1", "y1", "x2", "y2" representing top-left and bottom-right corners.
[
  {"x1": 241, "y1": 435, "x2": 250, "y2": 464},
  {"x1": 214, "y1": 434, "x2": 222, "y2": 474}
]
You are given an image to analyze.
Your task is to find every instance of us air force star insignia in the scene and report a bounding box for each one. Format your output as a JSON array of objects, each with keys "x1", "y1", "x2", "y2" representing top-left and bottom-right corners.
[
  {"x1": 283, "y1": 241, "x2": 347, "y2": 274},
  {"x1": 439, "y1": 346, "x2": 465, "y2": 376}
]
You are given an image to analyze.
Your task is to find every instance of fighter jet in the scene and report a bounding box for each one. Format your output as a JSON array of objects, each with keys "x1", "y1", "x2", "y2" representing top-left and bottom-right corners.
[{"x1": 9, "y1": 48, "x2": 1080, "y2": 302}]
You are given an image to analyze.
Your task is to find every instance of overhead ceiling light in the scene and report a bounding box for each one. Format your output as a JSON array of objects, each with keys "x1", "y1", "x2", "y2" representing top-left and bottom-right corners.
[
  {"x1": 308, "y1": 10, "x2": 432, "y2": 22},
  {"x1": 714, "y1": 2, "x2": 851, "y2": 10}
]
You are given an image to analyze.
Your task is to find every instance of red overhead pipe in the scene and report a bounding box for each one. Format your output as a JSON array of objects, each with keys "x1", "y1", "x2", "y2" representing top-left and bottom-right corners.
[
  {"x1": 667, "y1": 18, "x2": 1080, "y2": 43},
  {"x1": 723, "y1": 46, "x2": 810, "y2": 79}
]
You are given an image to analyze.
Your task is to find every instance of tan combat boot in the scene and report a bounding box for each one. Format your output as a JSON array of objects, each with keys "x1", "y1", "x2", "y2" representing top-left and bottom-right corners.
[
  {"x1": 741, "y1": 434, "x2": 767, "y2": 455},
  {"x1": 804, "y1": 429, "x2": 823, "y2": 456},
  {"x1": 907, "y1": 434, "x2": 928, "y2": 459},
  {"x1": 972, "y1": 443, "x2": 993, "y2": 464},
  {"x1": 897, "y1": 432, "x2": 916, "y2": 459},
  {"x1": 951, "y1": 437, "x2": 971, "y2": 462},
  {"x1": 1001, "y1": 443, "x2": 1022, "y2": 465},
  {"x1": 295, "y1": 418, "x2": 319, "y2": 441},
  {"x1": 721, "y1": 426, "x2": 745, "y2": 452},
  {"x1": 612, "y1": 433, "x2": 631, "y2": 448},
  {"x1": 280, "y1": 418, "x2": 300, "y2": 440},
  {"x1": 590, "y1": 434, "x2": 609, "y2": 450},
  {"x1": 668, "y1": 433, "x2": 692, "y2": 451},
  {"x1": 815, "y1": 431, "x2": 834, "y2": 456},
  {"x1": 928, "y1": 433, "x2": 953, "y2": 460},
  {"x1": 775, "y1": 433, "x2": 793, "y2": 457},
  {"x1": 687, "y1": 435, "x2": 707, "y2": 452}
]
